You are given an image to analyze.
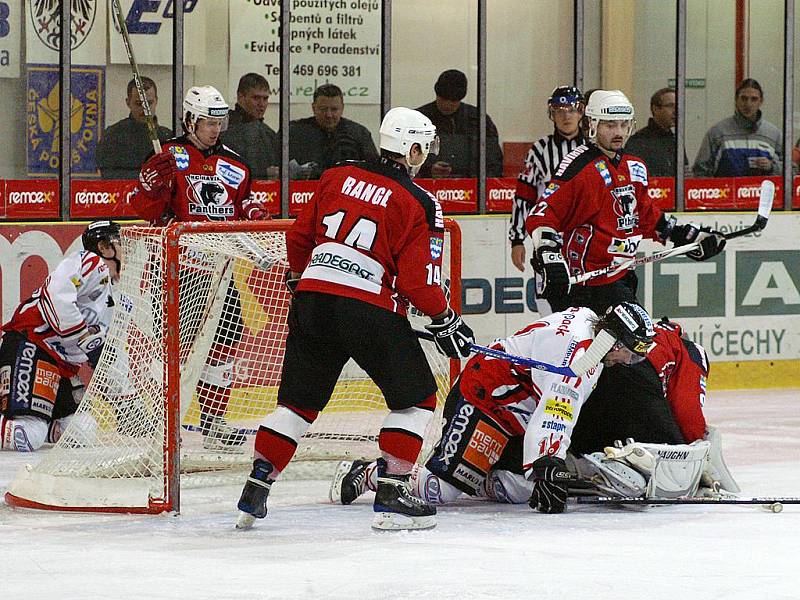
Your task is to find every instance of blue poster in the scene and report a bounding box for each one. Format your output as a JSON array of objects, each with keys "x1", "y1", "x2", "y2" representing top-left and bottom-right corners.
[{"x1": 26, "y1": 64, "x2": 104, "y2": 177}]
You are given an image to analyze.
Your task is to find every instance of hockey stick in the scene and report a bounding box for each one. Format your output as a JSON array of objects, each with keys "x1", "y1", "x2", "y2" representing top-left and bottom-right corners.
[
  {"x1": 576, "y1": 494, "x2": 797, "y2": 512},
  {"x1": 414, "y1": 329, "x2": 615, "y2": 378},
  {"x1": 110, "y1": 0, "x2": 161, "y2": 154},
  {"x1": 570, "y1": 180, "x2": 775, "y2": 285}
]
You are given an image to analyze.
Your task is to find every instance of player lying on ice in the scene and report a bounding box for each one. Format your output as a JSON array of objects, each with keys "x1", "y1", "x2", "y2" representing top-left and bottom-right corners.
[
  {"x1": 0, "y1": 221, "x2": 121, "y2": 451},
  {"x1": 330, "y1": 301, "x2": 739, "y2": 514}
]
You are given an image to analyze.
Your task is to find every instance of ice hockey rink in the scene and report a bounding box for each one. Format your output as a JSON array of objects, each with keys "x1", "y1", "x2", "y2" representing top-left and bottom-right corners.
[{"x1": 0, "y1": 388, "x2": 797, "y2": 600}]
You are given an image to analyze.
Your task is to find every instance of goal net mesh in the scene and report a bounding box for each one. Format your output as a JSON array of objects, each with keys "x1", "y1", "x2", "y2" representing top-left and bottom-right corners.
[{"x1": 7, "y1": 221, "x2": 458, "y2": 511}]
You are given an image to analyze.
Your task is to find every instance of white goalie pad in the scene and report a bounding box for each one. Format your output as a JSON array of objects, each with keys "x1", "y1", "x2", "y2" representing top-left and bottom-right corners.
[
  {"x1": 574, "y1": 440, "x2": 711, "y2": 499},
  {"x1": 701, "y1": 426, "x2": 741, "y2": 493}
]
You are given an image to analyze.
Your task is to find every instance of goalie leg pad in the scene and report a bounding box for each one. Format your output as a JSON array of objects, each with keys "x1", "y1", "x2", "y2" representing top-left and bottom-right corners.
[
  {"x1": 701, "y1": 426, "x2": 741, "y2": 493},
  {"x1": 637, "y1": 441, "x2": 710, "y2": 499},
  {"x1": 0, "y1": 415, "x2": 48, "y2": 452},
  {"x1": 577, "y1": 452, "x2": 649, "y2": 498}
]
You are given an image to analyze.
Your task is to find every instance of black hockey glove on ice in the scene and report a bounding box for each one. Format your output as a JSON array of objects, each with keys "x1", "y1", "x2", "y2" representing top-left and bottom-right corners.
[
  {"x1": 529, "y1": 456, "x2": 571, "y2": 514},
  {"x1": 669, "y1": 222, "x2": 727, "y2": 261},
  {"x1": 425, "y1": 309, "x2": 475, "y2": 359}
]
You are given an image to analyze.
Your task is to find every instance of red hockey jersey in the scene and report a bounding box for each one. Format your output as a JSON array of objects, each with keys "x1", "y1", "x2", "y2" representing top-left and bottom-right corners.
[
  {"x1": 525, "y1": 144, "x2": 665, "y2": 285},
  {"x1": 287, "y1": 158, "x2": 448, "y2": 318},
  {"x1": 646, "y1": 321, "x2": 709, "y2": 442},
  {"x1": 131, "y1": 136, "x2": 261, "y2": 224}
]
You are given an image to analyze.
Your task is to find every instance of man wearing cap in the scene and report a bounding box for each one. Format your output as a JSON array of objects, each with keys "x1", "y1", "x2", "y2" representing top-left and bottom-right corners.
[{"x1": 415, "y1": 69, "x2": 503, "y2": 178}]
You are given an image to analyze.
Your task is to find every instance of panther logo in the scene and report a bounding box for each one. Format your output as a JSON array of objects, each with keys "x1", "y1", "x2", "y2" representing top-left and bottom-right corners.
[{"x1": 187, "y1": 176, "x2": 234, "y2": 220}]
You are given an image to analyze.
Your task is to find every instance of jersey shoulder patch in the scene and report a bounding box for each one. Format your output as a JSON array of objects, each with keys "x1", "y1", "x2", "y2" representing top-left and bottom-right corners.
[{"x1": 552, "y1": 144, "x2": 597, "y2": 182}]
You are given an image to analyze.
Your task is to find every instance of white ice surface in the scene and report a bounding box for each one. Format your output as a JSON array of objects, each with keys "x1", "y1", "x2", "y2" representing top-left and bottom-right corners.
[{"x1": 2, "y1": 389, "x2": 799, "y2": 600}]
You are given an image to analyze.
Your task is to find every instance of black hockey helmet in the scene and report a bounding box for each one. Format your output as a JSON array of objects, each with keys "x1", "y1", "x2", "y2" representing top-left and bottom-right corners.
[
  {"x1": 548, "y1": 85, "x2": 585, "y2": 112},
  {"x1": 82, "y1": 220, "x2": 121, "y2": 256},
  {"x1": 598, "y1": 301, "x2": 656, "y2": 358}
]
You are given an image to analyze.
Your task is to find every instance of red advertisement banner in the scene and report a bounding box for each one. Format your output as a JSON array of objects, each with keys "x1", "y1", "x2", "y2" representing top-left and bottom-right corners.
[
  {"x1": 1, "y1": 175, "x2": 799, "y2": 220},
  {"x1": 71, "y1": 179, "x2": 140, "y2": 219},
  {"x1": 3, "y1": 179, "x2": 60, "y2": 219}
]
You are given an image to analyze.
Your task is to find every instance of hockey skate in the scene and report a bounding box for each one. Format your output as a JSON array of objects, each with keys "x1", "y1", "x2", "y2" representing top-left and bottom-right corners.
[
  {"x1": 329, "y1": 459, "x2": 372, "y2": 504},
  {"x1": 372, "y1": 459, "x2": 436, "y2": 531},
  {"x1": 201, "y1": 414, "x2": 246, "y2": 450},
  {"x1": 236, "y1": 459, "x2": 273, "y2": 530}
]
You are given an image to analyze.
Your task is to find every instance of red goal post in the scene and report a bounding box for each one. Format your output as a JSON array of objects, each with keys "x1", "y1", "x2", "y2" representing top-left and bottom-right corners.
[{"x1": 6, "y1": 219, "x2": 462, "y2": 514}]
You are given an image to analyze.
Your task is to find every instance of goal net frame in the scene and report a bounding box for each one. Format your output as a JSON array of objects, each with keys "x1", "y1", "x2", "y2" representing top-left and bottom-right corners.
[{"x1": 5, "y1": 219, "x2": 462, "y2": 514}]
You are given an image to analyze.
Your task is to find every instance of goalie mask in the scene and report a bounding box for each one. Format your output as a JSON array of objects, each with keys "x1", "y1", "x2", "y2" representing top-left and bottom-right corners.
[
  {"x1": 183, "y1": 85, "x2": 229, "y2": 134},
  {"x1": 379, "y1": 107, "x2": 439, "y2": 177},
  {"x1": 598, "y1": 301, "x2": 656, "y2": 363},
  {"x1": 583, "y1": 89, "x2": 635, "y2": 146}
]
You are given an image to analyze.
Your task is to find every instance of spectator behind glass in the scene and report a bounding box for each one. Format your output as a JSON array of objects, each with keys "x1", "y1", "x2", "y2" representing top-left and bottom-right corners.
[
  {"x1": 692, "y1": 78, "x2": 782, "y2": 177},
  {"x1": 220, "y1": 73, "x2": 280, "y2": 180},
  {"x1": 96, "y1": 77, "x2": 173, "y2": 179},
  {"x1": 625, "y1": 88, "x2": 688, "y2": 177},
  {"x1": 415, "y1": 69, "x2": 503, "y2": 178},
  {"x1": 288, "y1": 84, "x2": 378, "y2": 179}
]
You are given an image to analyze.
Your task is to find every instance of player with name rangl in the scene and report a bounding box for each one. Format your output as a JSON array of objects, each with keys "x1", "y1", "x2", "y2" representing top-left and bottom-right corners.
[
  {"x1": 236, "y1": 107, "x2": 475, "y2": 531},
  {"x1": 0, "y1": 221, "x2": 121, "y2": 451}
]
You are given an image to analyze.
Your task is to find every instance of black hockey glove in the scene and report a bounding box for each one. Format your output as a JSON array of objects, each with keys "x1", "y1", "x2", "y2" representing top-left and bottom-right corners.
[
  {"x1": 529, "y1": 456, "x2": 571, "y2": 514},
  {"x1": 530, "y1": 227, "x2": 571, "y2": 301},
  {"x1": 285, "y1": 269, "x2": 301, "y2": 296},
  {"x1": 669, "y1": 223, "x2": 727, "y2": 261},
  {"x1": 425, "y1": 309, "x2": 475, "y2": 359}
]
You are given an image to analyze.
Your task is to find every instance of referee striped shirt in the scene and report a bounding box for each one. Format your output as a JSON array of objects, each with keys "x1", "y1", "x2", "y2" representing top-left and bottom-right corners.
[{"x1": 508, "y1": 130, "x2": 585, "y2": 244}]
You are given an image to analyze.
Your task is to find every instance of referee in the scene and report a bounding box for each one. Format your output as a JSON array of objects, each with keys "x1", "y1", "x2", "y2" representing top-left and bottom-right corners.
[{"x1": 508, "y1": 86, "x2": 586, "y2": 306}]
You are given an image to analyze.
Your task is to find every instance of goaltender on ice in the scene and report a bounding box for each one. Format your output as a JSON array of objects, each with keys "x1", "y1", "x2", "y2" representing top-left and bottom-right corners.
[
  {"x1": 236, "y1": 107, "x2": 476, "y2": 531},
  {"x1": 0, "y1": 221, "x2": 121, "y2": 451},
  {"x1": 331, "y1": 302, "x2": 740, "y2": 514},
  {"x1": 131, "y1": 85, "x2": 271, "y2": 450}
]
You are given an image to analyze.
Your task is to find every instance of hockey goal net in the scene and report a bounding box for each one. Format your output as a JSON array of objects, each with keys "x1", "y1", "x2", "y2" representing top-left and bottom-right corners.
[{"x1": 6, "y1": 219, "x2": 461, "y2": 513}]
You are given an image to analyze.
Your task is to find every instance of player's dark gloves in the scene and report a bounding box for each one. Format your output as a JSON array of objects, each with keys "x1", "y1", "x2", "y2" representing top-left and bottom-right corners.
[
  {"x1": 670, "y1": 223, "x2": 726, "y2": 261},
  {"x1": 530, "y1": 227, "x2": 571, "y2": 300},
  {"x1": 139, "y1": 151, "x2": 177, "y2": 193},
  {"x1": 529, "y1": 455, "x2": 571, "y2": 514},
  {"x1": 425, "y1": 309, "x2": 474, "y2": 359},
  {"x1": 531, "y1": 248, "x2": 571, "y2": 301}
]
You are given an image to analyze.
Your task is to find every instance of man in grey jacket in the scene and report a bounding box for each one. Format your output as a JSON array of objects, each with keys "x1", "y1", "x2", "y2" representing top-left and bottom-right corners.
[{"x1": 693, "y1": 79, "x2": 782, "y2": 177}]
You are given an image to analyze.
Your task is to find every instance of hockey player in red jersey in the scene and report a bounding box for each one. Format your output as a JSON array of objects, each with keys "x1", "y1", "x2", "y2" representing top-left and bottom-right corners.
[
  {"x1": 131, "y1": 86, "x2": 270, "y2": 449},
  {"x1": 0, "y1": 221, "x2": 120, "y2": 451},
  {"x1": 525, "y1": 89, "x2": 726, "y2": 314},
  {"x1": 236, "y1": 107, "x2": 475, "y2": 531},
  {"x1": 523, "y1": 90, "x2": 737, "y2": 495},
  {"x1": 329, "y1": 302, "x2": 659, "y2": 514}
]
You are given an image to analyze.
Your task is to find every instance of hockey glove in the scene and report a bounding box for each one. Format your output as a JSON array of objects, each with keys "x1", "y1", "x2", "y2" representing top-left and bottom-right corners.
[
  {"x1": 529, "y1": 455, "x2": 571, "y2": 514},
  {"x1": 530, "y1": 227, "x2": 571, "y2": 300},
  {"x1": 242, "y1": 197, "x2": 270, "y2": 221},
  {"x1": 425, "y1": 309, "x2": 475, "y2": 359},
  {"x1": 670, "y1": 223, "x2": 726, "y2": 261},
  {"x1": 77, "y1": 325, "x2": 104, "y2": 368},
  {"x1": 285, "y1": 269, "x2": 301, "y2": 296},
  {"x1": 139, "y1": 152, "x2": 177, "y2": 193}
]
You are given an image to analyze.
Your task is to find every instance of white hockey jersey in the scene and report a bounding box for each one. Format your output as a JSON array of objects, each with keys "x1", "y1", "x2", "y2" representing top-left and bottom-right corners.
[
  {"x1": 456, "y1": 306, "x2": 604, "y2": 476},
  {"x1": 2, "y1": 250, "x2": 114, "y2": 375}
]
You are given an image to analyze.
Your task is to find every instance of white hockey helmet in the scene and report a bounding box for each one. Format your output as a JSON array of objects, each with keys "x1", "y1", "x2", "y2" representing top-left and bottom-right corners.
[
  {"x1": 584, "y1": 89, "x2": 636, "y2": 146},
  {"x1": 379, "y1": 107, "x2": 439, "y2": 175},
  {"x1": 183, "y1": 85, "x2": 229, "y2": 133}
]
